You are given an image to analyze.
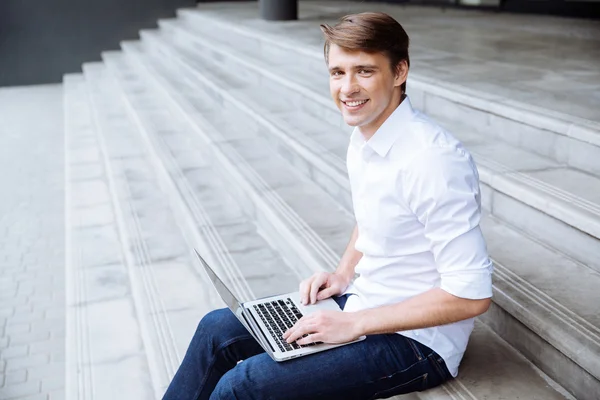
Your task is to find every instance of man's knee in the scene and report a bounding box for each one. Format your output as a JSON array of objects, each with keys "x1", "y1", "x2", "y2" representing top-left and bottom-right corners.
[
  {"x1": 195, "y1": 308, "x2": 241, "y2": 349},
  {"x1": 209, "y1": 366, "x2": 256, "y2": 400},
  {"x1": 210, "y1": 359, "x2": 271, "y2": 400},
  {"x1": 198, "y1": 308, "x2": 230, "y2": 330}
]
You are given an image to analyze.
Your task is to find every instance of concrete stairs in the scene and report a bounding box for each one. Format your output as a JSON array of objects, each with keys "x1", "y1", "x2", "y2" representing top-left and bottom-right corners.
[{"x1": 64, "y1": 2, "x2": 600, "y2": 399}]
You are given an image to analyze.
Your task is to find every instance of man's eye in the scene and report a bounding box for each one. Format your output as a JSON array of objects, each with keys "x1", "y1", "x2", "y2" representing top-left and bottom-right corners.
[
  {"x1": 359, "y1": 69, "x2": 373, "y2": 74},
  {"x1": 331, "y1": 71, "x2": 342, "y2": 77}
]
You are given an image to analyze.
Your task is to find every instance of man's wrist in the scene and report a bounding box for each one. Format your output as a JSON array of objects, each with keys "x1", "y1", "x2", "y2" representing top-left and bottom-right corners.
[
  {"x1": 352, "y1": 309, "x2": 370, "y2": 337},
  {"x1": 333, "y1": 270, "x2": 354, "y2": 287}
]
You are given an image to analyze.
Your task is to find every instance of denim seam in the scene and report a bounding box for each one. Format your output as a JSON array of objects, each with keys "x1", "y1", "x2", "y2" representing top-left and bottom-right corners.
[
  {"x1": 406, "y1": 337, "x2": 424, "y2": 360},
  {"x1": 428, "y1": 353, "x2": 451, "y2": 381},
  {"x1": 368, "y1": 372, "x2": 428, "y2": 400},
  {"x1": 192, "y1": 334, "x2": 257, "y2": 400},
  {"x1": 370, "y1": 357, "x2": 429, "y2": 384}
]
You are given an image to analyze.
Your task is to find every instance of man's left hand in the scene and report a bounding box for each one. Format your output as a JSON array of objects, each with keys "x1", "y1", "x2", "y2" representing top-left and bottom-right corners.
[{"x1": 283, "y1": 310, "x2": 361, "y2": 345}]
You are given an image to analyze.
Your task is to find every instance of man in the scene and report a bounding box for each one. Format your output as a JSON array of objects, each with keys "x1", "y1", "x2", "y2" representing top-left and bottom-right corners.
[{"x1": 163, "y1": 12, "x2": 493, "y2": 400}]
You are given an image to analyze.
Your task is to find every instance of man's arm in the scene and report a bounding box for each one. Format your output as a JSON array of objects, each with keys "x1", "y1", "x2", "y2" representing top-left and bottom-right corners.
[
  {"x1": 354, "y1": 287, "x2": 491, "y2": 336},
  {"x1": 285, "y1": 286, "x2": 490, "y2": 345},
  {"x1": 332, "y1": 225, "x2": 362, "y2": 284}
]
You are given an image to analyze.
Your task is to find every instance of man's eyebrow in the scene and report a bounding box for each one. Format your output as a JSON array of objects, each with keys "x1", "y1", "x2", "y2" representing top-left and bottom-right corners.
[
  {"x1": 354, "y1": 65, "x2": 379, "y2": 70},
  {"x1": 328, "y1": 65, "x2": 379, "y2": 73}
]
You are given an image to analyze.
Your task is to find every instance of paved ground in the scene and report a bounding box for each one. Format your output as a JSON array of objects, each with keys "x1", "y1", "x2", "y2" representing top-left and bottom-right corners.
[{"x1": 0, "y1": 84, "x2": 65, "y2": 400}]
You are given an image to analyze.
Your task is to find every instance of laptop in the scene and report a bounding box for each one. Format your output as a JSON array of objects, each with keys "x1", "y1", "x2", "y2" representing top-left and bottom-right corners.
[{"x1": 194, "y1": 249, "x2": 365, "y2": 362}]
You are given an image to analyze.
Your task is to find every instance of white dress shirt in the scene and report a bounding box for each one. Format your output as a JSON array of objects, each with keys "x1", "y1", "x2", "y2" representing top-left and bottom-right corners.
[{"x1": 342, "y1": 96, "x2": 493, "y2": 377}]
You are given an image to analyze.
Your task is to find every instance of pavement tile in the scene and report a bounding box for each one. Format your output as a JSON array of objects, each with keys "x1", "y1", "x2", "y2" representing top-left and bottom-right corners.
[
  {"x1": 27, "y1": 362, "x2": 63, "y2": 380},
  {"x1": 7, "y1": 311, "x2": 45, "y2": 326},
  {"x1": 5, "y1": 369, "x2": 27, "y2": 385},
  {"x1": 0, "y1": 296, "x2": 27, "y2": 308},
  {"x1": 0, "y1": 379, "x2": 41, "y2": 399},
  {"x1": 0, "y1": 308, "x2": 14, "y2": 318},
  {"x1": 6, "y1": 354, "x2": 49, "y2": 371},
  {"x1": 0, "y1": 344, "x2": 28, "y2": 360},
  {"x1": 29, "y1": 339, "x2": 63, "y2": 356},
  {"x1": 9, "y1": 331, "x2": 51, "y2": 347},
  {"x1": 4, "y1": 324, "x2": 31, "y2": 336},
  {"x1": 43, "y1": 310, "x2": 65, "y2": 321},
  {"x1": 48, "y1": 388, "x2": 65, "y2": 400},
  {"x1": 41, "y1": 375, "x2": 63, "y2": 392}
]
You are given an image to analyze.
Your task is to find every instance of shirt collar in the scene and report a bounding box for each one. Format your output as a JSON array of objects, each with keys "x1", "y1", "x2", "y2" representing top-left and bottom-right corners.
[{"x1": 351, "y1": 96, "x2": 415, "y2": 158}]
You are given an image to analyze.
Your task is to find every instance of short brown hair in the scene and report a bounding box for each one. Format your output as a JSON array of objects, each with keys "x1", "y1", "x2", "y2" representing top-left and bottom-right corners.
[{"x1": 320, "y1": 12, "x2": 410, "y2": 93}]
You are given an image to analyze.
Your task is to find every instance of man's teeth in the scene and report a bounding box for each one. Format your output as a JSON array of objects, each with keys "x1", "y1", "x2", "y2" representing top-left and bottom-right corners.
[{"x1": 346, "y1": 100, "x2": 368, "y2": 107}]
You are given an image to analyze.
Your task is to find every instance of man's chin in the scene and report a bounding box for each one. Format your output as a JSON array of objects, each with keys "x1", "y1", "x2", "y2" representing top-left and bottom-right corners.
[{"x1": 342, "y1": 116, "x2": 365, "y2": 127}]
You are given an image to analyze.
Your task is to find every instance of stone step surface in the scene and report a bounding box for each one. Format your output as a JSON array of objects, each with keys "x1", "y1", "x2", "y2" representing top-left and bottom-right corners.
[
  {"x1": 132, "y1": 20, "x2": 600, "y2": 400},
  {"x1": 158, "y1": 16, "x2": 600, "y2": 274}
]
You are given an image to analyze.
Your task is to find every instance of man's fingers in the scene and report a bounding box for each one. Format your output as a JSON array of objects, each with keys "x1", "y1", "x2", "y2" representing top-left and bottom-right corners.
[
  {"x1": 283, "y1": 315, "x2": 309, "y2": 339},
  {"x1": 285, "y1": 322, "x2": 317, "y2": 343},
  {"x1": 299, "y1": 280, "x2": 310, "y2": 304},
  {"x1": 299, "y1": 273, "x2": 324, "y2": 304},
  {"x1": 309, "y1": 273, "x2": 329, "y2": 304},
  {"x1": 316, "y1": 286, "x2": 338, "y2": 301},
  {"x1": 296, "y1": 333, "x2": 322, "y2": 346}
]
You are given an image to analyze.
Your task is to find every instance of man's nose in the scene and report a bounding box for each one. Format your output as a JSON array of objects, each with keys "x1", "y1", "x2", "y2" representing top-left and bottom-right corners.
[{"x1": 341, "y1": 75, "x2": 359, "y2": 96}]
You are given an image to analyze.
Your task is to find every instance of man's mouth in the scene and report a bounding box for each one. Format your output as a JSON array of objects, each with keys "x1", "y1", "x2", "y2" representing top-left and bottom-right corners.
[{"x1": 342, "y1": 99, "x2": 369, "y2": 109}]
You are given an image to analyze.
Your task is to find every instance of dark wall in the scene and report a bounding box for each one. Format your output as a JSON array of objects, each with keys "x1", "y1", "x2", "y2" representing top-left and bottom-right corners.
[{"x1": 0, "y1": 0, "x2": 195, "y2": 87}]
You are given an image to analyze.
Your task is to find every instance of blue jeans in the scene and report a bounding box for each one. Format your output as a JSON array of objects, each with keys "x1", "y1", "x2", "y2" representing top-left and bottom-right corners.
[{"x1": 163, "y1": 295, "x2": 452, "y2": 400}]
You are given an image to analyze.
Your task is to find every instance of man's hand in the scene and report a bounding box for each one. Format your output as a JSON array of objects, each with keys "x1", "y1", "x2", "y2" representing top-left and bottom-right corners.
[
  {"x1": 283, "y1": 310, "x2": 360, "y2": 345},
  {"x1": 299, "y1": 272, "x2": 350, "y2": 305}
]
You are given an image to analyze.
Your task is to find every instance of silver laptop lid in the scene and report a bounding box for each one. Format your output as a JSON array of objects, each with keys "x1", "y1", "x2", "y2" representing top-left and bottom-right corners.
[{"x1": 194, "y1": 249, "x2": 242, "y2": 312}]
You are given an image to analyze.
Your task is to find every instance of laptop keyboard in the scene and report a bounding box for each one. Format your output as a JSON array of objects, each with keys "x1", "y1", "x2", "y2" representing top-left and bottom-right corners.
[{"x1": 253, "y1": 298, "x2": 322, "y2": 352}]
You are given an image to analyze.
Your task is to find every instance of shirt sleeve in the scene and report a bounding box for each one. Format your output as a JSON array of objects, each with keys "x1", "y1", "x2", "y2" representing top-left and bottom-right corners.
[{"x1": 403, "y1": 146, "x2": 493, "y2": 300}]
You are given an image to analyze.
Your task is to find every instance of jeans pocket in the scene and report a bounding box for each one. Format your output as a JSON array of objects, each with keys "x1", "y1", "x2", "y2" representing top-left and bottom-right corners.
[{"x1": 369, "y1": 372, "x2": 428, "y2": 400}]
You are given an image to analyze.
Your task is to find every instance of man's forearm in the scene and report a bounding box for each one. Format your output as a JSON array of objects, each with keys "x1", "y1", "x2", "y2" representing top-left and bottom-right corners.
[
  {"x1": 335, "y1": 225, "x2": 362, "y2": 284},
  {"x1": 354, "y1": 288, "x2": 491, "y2": 336}
]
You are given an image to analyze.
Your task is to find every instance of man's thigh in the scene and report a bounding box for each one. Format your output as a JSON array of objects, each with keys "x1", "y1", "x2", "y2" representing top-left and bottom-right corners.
[{"x1": 210, "y1": 333, "x2": 450, "y2": 400}]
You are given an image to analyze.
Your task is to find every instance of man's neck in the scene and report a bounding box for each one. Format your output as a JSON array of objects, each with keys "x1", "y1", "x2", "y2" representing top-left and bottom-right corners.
[{"x1": 359, "y1": 93, "x2": 405, "y2": 141}]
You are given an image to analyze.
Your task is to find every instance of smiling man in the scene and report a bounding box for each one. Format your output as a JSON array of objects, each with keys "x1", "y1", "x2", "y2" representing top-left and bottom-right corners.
[{"x1": 163, "y1": 12, "x2": 493, "y2": 400}]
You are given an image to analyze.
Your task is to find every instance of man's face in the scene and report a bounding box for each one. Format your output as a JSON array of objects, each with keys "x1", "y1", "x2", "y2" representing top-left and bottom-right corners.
[{"x1": 327, "y1": 44, "x2": 407, "y2": 138}]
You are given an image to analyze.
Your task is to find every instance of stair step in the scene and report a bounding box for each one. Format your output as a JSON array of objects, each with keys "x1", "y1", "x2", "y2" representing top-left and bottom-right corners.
[
  {"x1": 64, "y1": 72, "x2": 155, "y2": 399},
  {"x1": 137, "y1": 21, "x2": 600, "y2": 399},
  {"x1": 156, "y1": 18, "x2": 600, "y2": 273},
  {"x1": 418, "y1": 320, "x2": 574, "y2": 400}
]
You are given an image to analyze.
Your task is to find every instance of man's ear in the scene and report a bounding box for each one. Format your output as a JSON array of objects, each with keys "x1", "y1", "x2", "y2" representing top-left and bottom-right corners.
[{"x1": 394, "y1": 61, "x2": 408, "y2": 87}]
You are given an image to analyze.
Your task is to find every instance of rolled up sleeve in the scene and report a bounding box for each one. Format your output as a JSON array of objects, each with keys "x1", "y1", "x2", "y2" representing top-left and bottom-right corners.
[{"x1": 403, "y1": 146, "x2": 493, "y2": 300}]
